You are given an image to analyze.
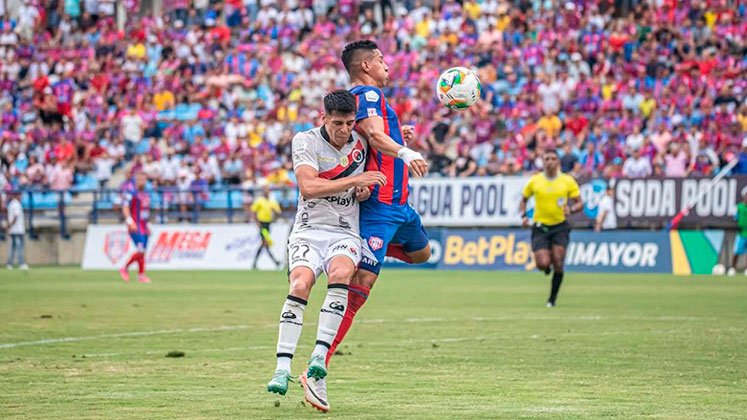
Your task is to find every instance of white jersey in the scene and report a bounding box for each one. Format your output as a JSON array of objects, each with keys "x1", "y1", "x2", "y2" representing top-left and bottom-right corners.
[{"x1": 291, "y1": 126, "x2": 367, "y2": 236}]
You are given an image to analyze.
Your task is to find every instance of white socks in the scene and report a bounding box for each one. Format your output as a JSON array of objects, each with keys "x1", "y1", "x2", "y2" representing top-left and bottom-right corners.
[
  {"x1": 312, "y1": 284, "x2": 349, "y2": 359},
  {"x1": 275, "y1": 295, "x2": 307, "y2": 372}
]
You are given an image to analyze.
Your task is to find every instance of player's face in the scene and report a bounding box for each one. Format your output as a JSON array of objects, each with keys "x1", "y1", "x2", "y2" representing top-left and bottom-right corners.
[
  {"x1": 324, "y1": 113, "x2": 356, "y2": 146},
  {"x1": 543, "y1": 153, "x2": 560, "y2": 173},
  {"x1": 135, "y1": 173, "x2": 147, "y2": 190},
  {"x1": 367, "y1": 49, "x2": 390, "y2": 87}
]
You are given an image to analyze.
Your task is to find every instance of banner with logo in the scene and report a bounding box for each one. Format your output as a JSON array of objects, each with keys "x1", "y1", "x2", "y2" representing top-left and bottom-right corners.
[
  {"x1": 573, "y1": 176, "x2": 747, "y2": 228},
  {"x1": 408, "y1": 177, "x2": 529, "y2": 227},
  {"x1": 82, "y1": 222, "x2": 291, "y2": 270},
  {"x1": 435, "y1": 229, "x2": 672, "y2": 273}
]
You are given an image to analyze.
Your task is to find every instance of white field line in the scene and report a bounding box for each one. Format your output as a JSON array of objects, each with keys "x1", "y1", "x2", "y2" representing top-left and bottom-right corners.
[{"x1": 0, "y1": 314, "x2": 713, "y2": 350}]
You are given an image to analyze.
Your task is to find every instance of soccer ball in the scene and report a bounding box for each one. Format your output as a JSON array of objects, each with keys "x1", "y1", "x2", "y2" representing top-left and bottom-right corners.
[
  {"x1": 436, "y1": 67, "x2": 482, "y2": 110},
  {"x1": 711, "y1": 264, "x2": 726, "y2": 275}
]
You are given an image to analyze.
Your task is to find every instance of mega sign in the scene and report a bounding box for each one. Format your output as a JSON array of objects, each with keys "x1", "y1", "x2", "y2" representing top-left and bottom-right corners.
[{"x1": 82, "y1": 223, "x2": 291, "y2": 270}]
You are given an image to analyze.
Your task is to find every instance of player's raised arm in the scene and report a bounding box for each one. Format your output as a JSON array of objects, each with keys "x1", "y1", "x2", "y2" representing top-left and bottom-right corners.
[{"x1": 356, "y1": 116, "x2": 429, "y2": 178}]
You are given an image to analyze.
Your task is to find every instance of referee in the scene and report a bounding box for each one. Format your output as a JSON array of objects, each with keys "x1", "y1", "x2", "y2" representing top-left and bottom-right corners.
[{"x1": 519, "y1": 149, "x2": 583, "y2": 307}]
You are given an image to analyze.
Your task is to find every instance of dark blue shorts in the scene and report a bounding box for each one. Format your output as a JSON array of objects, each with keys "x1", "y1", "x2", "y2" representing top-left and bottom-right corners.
[
  {"x1": 130, "y1": 232, "x2": 149, "y2": 252},
  {"x1": 359, "y1": 200, "x2": 429, "y2": 275}
]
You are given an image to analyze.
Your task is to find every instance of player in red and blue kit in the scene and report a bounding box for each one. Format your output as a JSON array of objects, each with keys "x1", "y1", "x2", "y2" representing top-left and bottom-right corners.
[
  {"x1": 119, "y1": 172, "x2": 152, "y2": 283},
  {"x1": 325, "y1": 40, "x2": 431, "y2": 363}
]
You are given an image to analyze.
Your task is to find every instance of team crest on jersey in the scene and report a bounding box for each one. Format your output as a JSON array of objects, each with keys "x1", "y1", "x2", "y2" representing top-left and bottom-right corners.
[
  {"x1": 340, "y1": 156, "x2": 349, "y2": 166},
  {"x1": 368, "y1": 236, "x2": 384, "y2": 251},
  {"x1": 365, "y1": 90, "x2": 379, "y2": 102},
  {"x1": 367, "y1": 108, "x2": 377, "y2": 117},
  {"x1": 104, "y1": 231, "x2": 131, "y2": 264},
  {"x1": 352, "y1": 149, "x2": 365, "y2": 163}
]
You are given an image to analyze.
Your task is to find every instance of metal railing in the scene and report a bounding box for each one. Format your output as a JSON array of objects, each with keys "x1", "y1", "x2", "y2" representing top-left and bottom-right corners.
[{"x1": 2, "y1": 186, "x2": 299, "y2": 240}]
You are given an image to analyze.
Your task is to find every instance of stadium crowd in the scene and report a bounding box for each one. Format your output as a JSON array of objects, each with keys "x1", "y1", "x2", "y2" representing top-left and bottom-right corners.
[{"x1": 0, "y1": 0, "x2": 745, "y2": 199}]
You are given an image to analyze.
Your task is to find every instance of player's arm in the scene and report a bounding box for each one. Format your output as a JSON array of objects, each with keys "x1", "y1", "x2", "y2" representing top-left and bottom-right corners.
[
  {"x1": 519, "y1": 178, "x2": 533, "y2": 227},
  {"x1": 121, "y1": 195, "x2": 136, "y2": 231},
  {"x1": 595, "y1": 207, "x2": 607, "y2": 232},
  {"x1": 356, "y1": 116, "x2": 428, "y2": 177},
  {"x1": 565, "y1": 178, "x2": 584, "y2": 215},
  {"x1": 296, "y1": 165, "x2": 386, "y2": 199}
]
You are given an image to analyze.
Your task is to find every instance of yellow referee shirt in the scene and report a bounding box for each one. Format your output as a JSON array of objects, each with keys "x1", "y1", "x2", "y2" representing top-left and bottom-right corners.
[
  {"x1": 251, "y1": 197, "x2": 280, "y2": 223},
  {"x1": 523, "y1": 172, "x2": 580, "y2": 226}
]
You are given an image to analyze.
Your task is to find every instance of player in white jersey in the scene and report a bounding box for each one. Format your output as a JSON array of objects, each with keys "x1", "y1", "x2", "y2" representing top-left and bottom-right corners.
[{"x1": 267, "y1": 90, "x2": 387, "y2": 409}]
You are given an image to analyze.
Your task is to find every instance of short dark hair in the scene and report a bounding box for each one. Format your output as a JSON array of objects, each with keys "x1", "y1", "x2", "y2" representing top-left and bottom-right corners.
[
  {"x1": 324, "y1": 90, "x2": 357, "y2": 116},
  {"x1": 341, "y1": 40, "x2": 379, "y2": 75},
  {"x1": 543, "y1": 148, "x2": 559, "y2": 156}
]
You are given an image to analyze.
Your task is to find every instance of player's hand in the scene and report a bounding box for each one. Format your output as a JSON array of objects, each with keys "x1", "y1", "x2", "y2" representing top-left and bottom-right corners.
[
  {"x1": 401, "y1": 125, "x2": 415, "y2": 144},
  {"x1": 522, "y1": 216, "x2": 530, "y2": 228},
  {"x1": 397, "y1": 147, "x2": 428, "y2": 177},
  {"x1": 409, "y1": 158, "x2": 429, "y2": 178},
  {"x1": 355, "y1": 186, "x2": 371, "y2": 202},
  {"x1": 354, "y1": 171, "x2": 387, "y2": 188},
  {"x1": 563, "y1": 205, "x2": 571, "y2": 216},
  {"x1": 127, "y1": 222, "x2": 137, "y2": 232}
]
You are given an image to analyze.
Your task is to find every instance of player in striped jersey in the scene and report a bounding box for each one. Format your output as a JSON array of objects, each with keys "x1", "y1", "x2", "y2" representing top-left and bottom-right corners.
[{"x1": 119, "y1": 172, "x2": 152, "y2": 284}]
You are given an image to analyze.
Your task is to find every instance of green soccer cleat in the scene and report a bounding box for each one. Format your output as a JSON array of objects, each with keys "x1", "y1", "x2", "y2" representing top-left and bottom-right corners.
[
  {"x1": 306, "y1": 354, "x2": 327, "y2": 380},
  {"x1": 267, "y1": 369, "x2": 292, "y2": 395}
]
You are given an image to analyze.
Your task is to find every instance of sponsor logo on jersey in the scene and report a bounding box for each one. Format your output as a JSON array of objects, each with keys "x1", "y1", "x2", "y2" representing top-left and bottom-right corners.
[
  {"x1": 340, "y1": 156, "x2": 349, "y2": 166},
  {"x1": 322, "y1": 195, "x2": 355, "y2": 206},
  {"x1": 367, "y1": 108, "x2": 377, "y2": 117},
  {"x1": 365, "y1": 90, "x2": 379, "y2": 102},
  {"x1": 368, "y1": 236, "x2": 384, "y2": 251},
  {"x1": 281, "y1": 311, "x2": 297, "y2": 319}
]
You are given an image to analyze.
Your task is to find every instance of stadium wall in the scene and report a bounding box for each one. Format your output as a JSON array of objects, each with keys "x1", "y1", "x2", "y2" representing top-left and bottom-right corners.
[{"x1": 0, "y1": 228, "x2": 87, "y2": 266}]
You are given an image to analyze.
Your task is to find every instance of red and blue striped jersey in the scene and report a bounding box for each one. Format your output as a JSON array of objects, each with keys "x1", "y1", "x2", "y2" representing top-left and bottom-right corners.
[
  {"x1": 122, "y1": 183, "x2": 151, "y2": 234},
  {"x1": 350, "y1": 85, "x2": 409, "y2": 205}
]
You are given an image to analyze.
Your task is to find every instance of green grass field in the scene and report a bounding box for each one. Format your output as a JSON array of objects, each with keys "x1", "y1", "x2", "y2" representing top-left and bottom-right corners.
[{"x1": 0, "y1": 268, "x2": 745, "y2": 419}]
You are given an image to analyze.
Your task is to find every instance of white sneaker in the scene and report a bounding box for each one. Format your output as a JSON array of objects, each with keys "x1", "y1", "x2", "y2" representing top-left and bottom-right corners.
[
  {"x1": 19, "y1": 264, "x2": 28, "y2": 270},
  {"x1": 727, "y1": 267, "x2": 736, "y2": 276},
  {"x1": 546, "y1": 302, "x2": 555, "y2": 308},
  {"x1": 300, "y1": 372, "x2": 329, "y2": 412},
  {"x1": 6, "y1": 264, "x2": 12, "y2": 270},
  {"x1": 743, "y1": 269, "x2": 747, "y2": 276}
]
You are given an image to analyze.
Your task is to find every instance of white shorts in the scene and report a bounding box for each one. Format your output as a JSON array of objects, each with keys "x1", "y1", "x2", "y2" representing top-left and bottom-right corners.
[{"x1": 287, "y1": 229, "x2": 361, "y2": 278}]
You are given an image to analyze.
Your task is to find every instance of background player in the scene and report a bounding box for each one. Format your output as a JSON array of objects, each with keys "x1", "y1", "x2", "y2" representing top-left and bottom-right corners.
[
  {"x1": 519, "y1": 149, "x2": 583, "y2": 307},
  {"x1": 267, "y1": 90, "x2": 386, "y2": 412},
  {"x1": 728, "y1": 191, "x2": 747, "y2": 276},
  {"x1": 119, "y1": 172, "x2": 151, "y2": 284},
  {"x1": 250, "y1": 185, "x2": 281, "y2": 269},
  {"x1": 323, "y1": 40, "x2": 431, "y2": 366}
]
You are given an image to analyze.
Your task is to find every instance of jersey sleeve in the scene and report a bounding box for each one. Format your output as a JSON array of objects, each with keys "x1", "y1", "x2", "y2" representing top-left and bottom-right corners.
[
  {"x1": 354, "y1": 87, "x2": 384, "y2": 122},
  {"x1": 522, "y1": 176, "x2": 535, "y2": 198},
  {"x1": 567, "y1": 176, "x2": 581, "y2": 198},
  {"x1": 291, "y1": 132, "x2": 319, "y2": 171}
]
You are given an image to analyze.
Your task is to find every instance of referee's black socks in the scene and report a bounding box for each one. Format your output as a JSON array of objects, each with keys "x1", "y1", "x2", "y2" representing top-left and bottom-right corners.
[{"x1": 549, "y1": 271, "x2": 564, "y2": 305}]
